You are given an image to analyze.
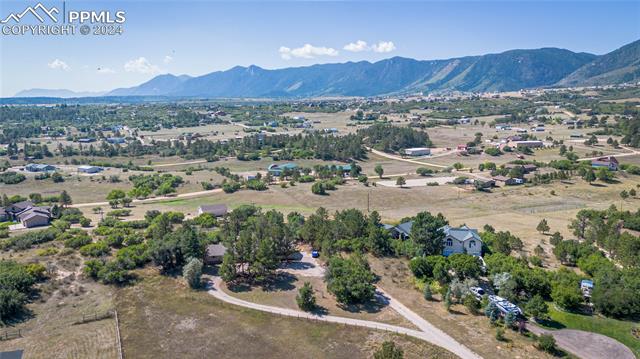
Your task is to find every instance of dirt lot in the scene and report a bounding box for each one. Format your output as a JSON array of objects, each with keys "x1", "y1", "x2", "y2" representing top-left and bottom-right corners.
[{"x1": 116, "y1": 269, "x2": 456, "y2": 359}]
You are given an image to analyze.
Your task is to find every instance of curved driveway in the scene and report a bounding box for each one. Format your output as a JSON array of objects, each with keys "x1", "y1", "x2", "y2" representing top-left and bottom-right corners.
[{"x1": 206, "y1": 276, "x2": 481, "y2": 359}]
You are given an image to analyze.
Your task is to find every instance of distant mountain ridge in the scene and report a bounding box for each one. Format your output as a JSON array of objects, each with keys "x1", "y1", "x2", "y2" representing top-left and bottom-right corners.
[
  {"x1": 106, "y1": 48, "x2": 597, "y2": 98},
  {"x1": 14, "y1": 89, "x2": 107, "y2": 98},
  {"x1": 14, "y1": 40, "x2": 639, "y2": 99},
  {"x1": 556, "y1": 39, "x2": 640, "y2": 87}
]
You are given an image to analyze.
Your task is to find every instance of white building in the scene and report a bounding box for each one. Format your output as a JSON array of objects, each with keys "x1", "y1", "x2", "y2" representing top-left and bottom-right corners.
[{"x1": 404, "y1": 147, "x2": 431, "y2": 156}]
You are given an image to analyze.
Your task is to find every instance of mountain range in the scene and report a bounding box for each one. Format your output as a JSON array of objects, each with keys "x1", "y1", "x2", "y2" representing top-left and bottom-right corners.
[{"x1": 15, "y1": 39, "x2": 640, "y2": 99}]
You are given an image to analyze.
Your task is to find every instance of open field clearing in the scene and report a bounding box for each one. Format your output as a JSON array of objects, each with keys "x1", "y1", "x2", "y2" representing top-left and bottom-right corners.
[
  {"x1": 223, "y1": 274, "x2": 418, "y2": 329},
  {"x1": 115, "y1": 269, "x2": 456, "y2": 359}
]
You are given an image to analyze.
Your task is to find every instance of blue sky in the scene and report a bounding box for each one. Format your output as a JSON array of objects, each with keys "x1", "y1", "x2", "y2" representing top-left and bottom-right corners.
[{"x1": 1, "y1": 0, "x2": 639, "y2": 96}]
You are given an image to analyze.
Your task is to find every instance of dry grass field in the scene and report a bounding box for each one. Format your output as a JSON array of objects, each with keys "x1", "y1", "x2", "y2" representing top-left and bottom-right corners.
[
  {"x1": 115, "y1": 269, "x2": 456, "y2": 359},
  {"x1": 223, "y1": 274, "x2": 417, "y2": 329},
  {"x1": 0, "y1": 248, "x2": 118, "y2": 359}
]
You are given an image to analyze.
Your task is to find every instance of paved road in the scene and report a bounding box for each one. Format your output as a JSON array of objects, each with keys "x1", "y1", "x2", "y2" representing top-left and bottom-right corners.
[
  {"x1": 70, "y1": 188, "x2": 223, "y2": 208},
  {"x1": 206, "y1": 276, "x2": 481, "y2": 359},
  {"x1": 527, "y1": 323, "x2": 635, "y2": 359}
]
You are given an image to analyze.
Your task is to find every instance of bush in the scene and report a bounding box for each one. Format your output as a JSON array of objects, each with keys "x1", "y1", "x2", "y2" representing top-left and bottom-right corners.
[
  {"x1": 80, "y1": 217, "x2": 92, "y2": 227},
  {"x1": 311, "y1": 182, "x2": 326, "y2": 195},
  {"x1": 463, "y1": 294, "x2": 480, "y2": 314},
  {"x1": 296, "y1": 282, "x2": 316, "y2": 311},
  {"x1": 537, "y1": 334, "x2": 557, "y2": 353},
  {"x1": 374, "y1": 341, "x2": 403, "y2": 359},
  {"x1": 325, "y1": 256, "x2": 375, "y2": 305},
  {"x1": 26, "y1": 263, "x2": 47, "y2": 280},
  {"x1": 495, "y1": 327, "x2": 506, "y2": 341},
  {"x1": 64, "y1": 233, "x2": 92, "y2": 249},
  {"x1": 183, "y1": 258, "x2": 203, "y2": 289},
  {"x1": 79, "y1": 242, "x2": 110, "y2": 257}
]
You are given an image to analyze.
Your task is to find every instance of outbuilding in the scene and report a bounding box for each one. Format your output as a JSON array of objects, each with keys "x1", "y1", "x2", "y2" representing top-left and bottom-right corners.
[
  {"x1": 78, "y1": 165, "x2": 103, "y2": 174},
  {"x1": 204, "y1": 244, "x2": 227, "y2": 265},
  {"x1": 404, "y1": 147, "x2": 431, "y2": 156}
]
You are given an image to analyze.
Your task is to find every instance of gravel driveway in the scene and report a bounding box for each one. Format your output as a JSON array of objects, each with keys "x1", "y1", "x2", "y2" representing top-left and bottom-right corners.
[
  {"x1": 278, "y1": 251, "x2": 325, "y2": 277},
  {"x1": 527, "y1": 323, "x2": 635, "y2": 359}
]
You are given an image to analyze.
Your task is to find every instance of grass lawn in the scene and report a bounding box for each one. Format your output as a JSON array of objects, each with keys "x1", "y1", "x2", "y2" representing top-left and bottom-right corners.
[{"x1": 542, "y1": 305, "x2": 640, "y2": 357}]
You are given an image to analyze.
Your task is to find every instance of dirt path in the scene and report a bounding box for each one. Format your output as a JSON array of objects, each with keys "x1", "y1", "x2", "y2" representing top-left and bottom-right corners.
[
  {"x1": 368, "y1": 148, "x2": 492, "y2": 181},
  {"x1": 577, "y1": 145, "x2": 639, "y2": 161},
  {"x1": 206, "y1": 276, "x2": 481, "y2": 359},
  {"x1": 527, "y1": 323, "x2": 635, "y2": 359},
  {"x1": 70, "y1": 188, "x2": 223, "y2": 208}
]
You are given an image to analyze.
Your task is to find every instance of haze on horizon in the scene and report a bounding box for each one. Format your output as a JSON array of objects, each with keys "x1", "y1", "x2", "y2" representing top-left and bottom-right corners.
[{"x1": 1, "y1": 0, "x2": 639, "y2": 97}]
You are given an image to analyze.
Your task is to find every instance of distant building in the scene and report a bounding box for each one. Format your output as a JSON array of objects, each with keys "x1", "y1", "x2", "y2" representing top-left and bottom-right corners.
[
  {"x1": 267, "y1": 163, "x2": 298, "y2": 176},
  {"x1": 404, "y1": 147, "x2": 431, "y2": 156},
  {"x1": 106, "y1": 137, "x2": 125, "y2": 144},
  {"x1": 78, "y1": 165, "x2": 103, "y2": 174},
  {"x1": 510, "y1": 140, "x2": 544, "y2": 149},
  {"x1": 25, "y1": 163, "x2": 55, "y2": 172},
  {"x1": 581, "y1": 279, "x2": 594, "y2": 298},
  {"x1": 493, "y1": 175, "x2": 524, "y2": 186},
  {"x1": 197, "y1": 204, "x2": 228, "y2": 217},
  {"x1": 488, "y1": 295, "x2": 523, "y2": 316},
  {"x1": 77, "y1": 138, "x2": 96, "y2": 143},
  {"x1": 591, "y1": 156, "x2": 619, "y2": 171},
  {"x1": 457, "y1": 117, "x2": 471, "y2": 124}
]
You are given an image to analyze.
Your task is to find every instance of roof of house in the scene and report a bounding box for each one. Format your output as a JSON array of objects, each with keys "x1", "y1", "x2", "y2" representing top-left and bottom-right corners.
[
  {"x1": 8, "y1": 200, "x2": 34, "y2": 212},
  {"x1": 17, "y1": 207, "x2": 50, "y2": 221},
  {"x1": 198, "y1": 204, "x2": 228, "y2": 217},
  {"x1": 441, "y1": 225, "x2": 482, "y2": 243},
  {"x1": 395, "y1": 221, "x2": 413, "y2": 236},
  {"x1": 19, "y1": 210, "x2": 50, "y2": 223},
  {"x1": 26, "y1": 163, "x2": 55, "y2": 170},
  {"x1": 581, "y1": 279, "x2": 594, "y2": 288},
  {"x1": 268, "y1": 163, "x2": 298, "y2": 171},
  {"x1": 206, "y1": 243, "x2": 227, "y2": 257},
  {"x1": 592, "y1": 156, "x2": 618, "y2": 165},
  {"x1": 493, "y1": 175, "x2": 511, "y2": 182}
]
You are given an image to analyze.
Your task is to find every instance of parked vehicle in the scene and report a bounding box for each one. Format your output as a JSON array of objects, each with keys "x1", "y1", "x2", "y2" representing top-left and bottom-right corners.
[{"x1": 311, "y1": 250, "x2": 319, "y2": 258}]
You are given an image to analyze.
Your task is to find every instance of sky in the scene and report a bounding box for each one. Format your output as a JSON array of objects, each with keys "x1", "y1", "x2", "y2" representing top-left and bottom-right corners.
[{"x1": 0, "y1": 0, "x2": 639, "y2": 97}]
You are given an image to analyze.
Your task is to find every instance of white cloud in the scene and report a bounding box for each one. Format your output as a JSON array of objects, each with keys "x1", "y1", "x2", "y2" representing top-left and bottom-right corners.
[
  {"x1": 279, "y1": 44, "x2": 339, "y2": 60},
  {"x1": 124, "y1": 57, "x2": 161, "y2": 74},
  {"x1": 372, "y1": 41, "x2": 396, "y2": 53},
  {"x1": 97, "y1": 67, "x2": 116, "y2": 74},
  {"x1": 343, "y1": 40, "x2": 369, "y2": 52},
  {"x1": 163, "y1": 55, "x2": 173, "y2": 64},
  {"x1": 47, "y1": 59, "x2": 69, "y2": 71}
]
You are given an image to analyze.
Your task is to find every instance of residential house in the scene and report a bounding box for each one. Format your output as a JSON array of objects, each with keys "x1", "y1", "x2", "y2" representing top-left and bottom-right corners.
[
  {"x1": 6, "y1": 201, "x2": 35, "y2": 217},
  {"x1": 16, "y1": 206, "x2": 51, "y2": 228},
  {"x1": 197, "y1": 204, "x2": 228, "y2": 217},
  {"x1": 580, "y1": 279, "x2": 594, "y2": 298},
  {"x1": 488, "y1": 295, "x2": 523, "y2": 316},
  {"x1": 388, "y1": 223, "x2": 482, "y2": 256},
  {"x1": 591, "y1": 156, "x2": 619, "y2": 171},
  {"x1": 77, "y1": 138, "x2": 96, "y2": 143},
  {"x1": 78, "y1": 165, "x2": 103, "y2": 174},
  {"x1": 204, "y1": 244, "x2": 227, "y2": 265},
  {"x1": 493, "y1": 176, "x2": 524, "y2": 186},
  {"x1": 106, "y1": 137, "x2": 126, "y2": 144},
  {"x1": 25, "y1": 164, "x2": 55, "y2": 172},
  {"x1": 510, "y1": 140, "x2": 544, "y2": 149},
  {"x1": 267, "y1": 163, "x2": 298, "y2": 176}
]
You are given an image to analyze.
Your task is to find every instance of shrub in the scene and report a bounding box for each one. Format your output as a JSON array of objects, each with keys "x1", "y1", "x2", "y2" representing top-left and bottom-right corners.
[
  {"x1": 296, "y1": 282, "x2": 316, "y2": 311},
  {"x1": 537, "y1": 334, "x2": 557, "y2": 353},
  {"x1": 79, "y1": 242, "x2": 110, "y2": 257},
  {"x1": 64, "y1": 233, "x2": 92, "y2": 249},
  {"x1": 374, "y1": 341, "x2": 404, "y2": 359}
]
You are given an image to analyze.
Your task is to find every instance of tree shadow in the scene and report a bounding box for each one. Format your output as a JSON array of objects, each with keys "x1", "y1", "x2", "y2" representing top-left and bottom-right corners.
[
  {"x1": 536, "y1": 318, "x2": 566, "y2": 330},
  {"x1": 260, "y1": 272, "x2": 297, "y2": 292},
  {"x1": 311, "y1": 305, "x2": 329, "y2": 316}
]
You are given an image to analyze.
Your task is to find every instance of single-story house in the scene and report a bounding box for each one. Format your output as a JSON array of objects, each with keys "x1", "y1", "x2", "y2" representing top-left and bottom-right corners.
[
  {"x1": 25, "y1": 163, "x2": 56, "y2": 172},
  {"x1": 197, "y1": 204, "x2": 228, "y2": 217},
  {"x1": 591, "y1": 156, "x2": 618, "y2": 171},
  {"x1": 458, "y1": 118, "x2": 471, "y2": 124},
  {"x1": 388, "y1": 223, "x2": 482, "y2": 257},
  {"x1": 6, "y1": 201, "x2": 35, "y2": 217},
  {"x1": 267, "y1": 163, "x2": 298, "y2": 176},
  {"x1": 77, "y1": 138, "x2": 96, "y2": 143},
  {"x1": 16, "y1": 206, "x2": 51, "y2": 228},
  {"x1": 78, "y1": 165, "x2": 103, "y2": 174},
  {"x1": 404, "y1": 147, "x2": 431, "y2": 156},
  {"x1": 205, "y1": 243, "x2": 227, "y2": 265},
  {"x1": 493, "y1": 176, "x2": 524, "y2": 186},
  {"x1": 106, "y1": 137, "x2": 126, "y2": 144},
  {"x1": 510, "y1": 140, "x2": 544, "y2": 149}
]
